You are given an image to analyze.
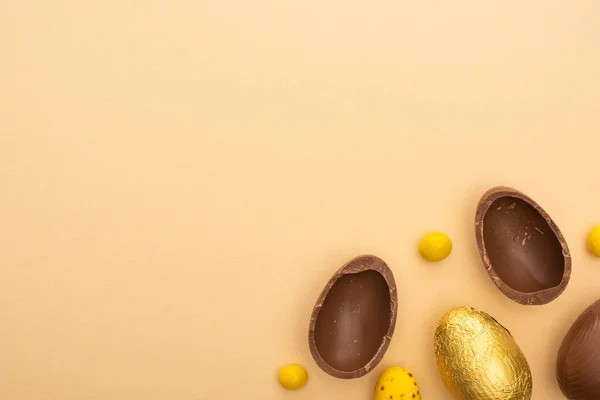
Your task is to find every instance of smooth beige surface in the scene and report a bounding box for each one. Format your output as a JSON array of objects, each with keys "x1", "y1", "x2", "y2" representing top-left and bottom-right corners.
[{"x1": 2, "y1": 1, "x2": 600, "y2": 399}]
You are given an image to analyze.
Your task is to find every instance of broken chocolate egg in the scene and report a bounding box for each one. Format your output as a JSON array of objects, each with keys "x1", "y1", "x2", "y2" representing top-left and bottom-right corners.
[
  {"x1": 308, "y1": 255, "x2": 397, "y2": 379},
  {"x1": 557, "y1": 299, "x2": 600, "y2": 400},
  {"x1": 475, "y1": 186, "x2": 571, "y2": 305}
]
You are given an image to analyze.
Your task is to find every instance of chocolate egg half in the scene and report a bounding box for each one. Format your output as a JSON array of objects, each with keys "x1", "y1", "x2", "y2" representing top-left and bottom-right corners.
[
  {"x1": 308, "y1": 255, "x2": 397, "y2": 379},
  {"x1": 557, "y1": 299, "x2": 600, "y2": 400},
  {"x1": 434, "y1": 306, "x2": 532, "y2": 400},
  {"x1": 475, "y1": 186, "x2": 571, "y2": 305}
]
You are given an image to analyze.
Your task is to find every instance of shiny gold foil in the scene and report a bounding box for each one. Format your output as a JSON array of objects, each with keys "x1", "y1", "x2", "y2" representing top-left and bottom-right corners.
[{"x1": 434, "y1": 306, "x2": 532, "y2": 400}]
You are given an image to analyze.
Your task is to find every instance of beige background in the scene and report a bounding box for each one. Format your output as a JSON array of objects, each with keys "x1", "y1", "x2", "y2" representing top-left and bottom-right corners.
[{"x1": 2, "y1": 1, "x2": 600, "y2": 399}]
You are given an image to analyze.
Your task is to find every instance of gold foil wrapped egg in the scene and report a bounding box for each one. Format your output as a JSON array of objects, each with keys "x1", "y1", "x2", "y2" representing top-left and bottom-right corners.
[{"x1": 434, "y1": 306, "x2": 532, "y2": 400}]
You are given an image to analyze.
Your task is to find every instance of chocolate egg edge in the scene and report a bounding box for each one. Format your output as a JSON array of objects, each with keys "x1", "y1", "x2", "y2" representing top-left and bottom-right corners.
[{"x1": 556, "y1": 299, "x2": 600, "y2": 399}]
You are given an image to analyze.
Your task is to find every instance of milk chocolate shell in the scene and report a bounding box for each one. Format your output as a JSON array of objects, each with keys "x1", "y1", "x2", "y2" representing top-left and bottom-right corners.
[
  {"x1": 308, "y1": 255, "x2": 397, "y2": 379},
  {"x1": 475, "y1": 186, "x2": 571, "y2": 305},
  {"x1": 557, "y1": 299, "x2": 600, "y2": 400}
]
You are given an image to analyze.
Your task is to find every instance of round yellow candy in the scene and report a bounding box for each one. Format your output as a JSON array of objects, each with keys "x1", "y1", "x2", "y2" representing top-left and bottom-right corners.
[
  {"x1": 419, "y1": 232, "x2": 452, "y2": 262},
  {"x1": 588, "y1": 226, "x2": 600, "y2": 257},
  {"x1": 278, "y1": 364, "x2": 307, "y2": 390},
  {"x1": 374, "y1": 366, "x2": 421, "y2": 400}
]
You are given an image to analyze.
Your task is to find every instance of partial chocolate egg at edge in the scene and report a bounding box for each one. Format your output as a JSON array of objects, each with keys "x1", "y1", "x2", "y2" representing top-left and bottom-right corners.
[
  {"x1": 557, "y1": 299, "x2": 600, "y2": 400},
  {"x1": 308, "y1": 255, "x2": 398, "y2": 379},
  {"x1": 474, "y1": 186, "x2": 571, "y2": 305}
]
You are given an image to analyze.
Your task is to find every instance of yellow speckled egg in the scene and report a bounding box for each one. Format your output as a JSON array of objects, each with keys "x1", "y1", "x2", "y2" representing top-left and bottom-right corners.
[{"x1": 374, "y1": 366, "x2": 421, "y2": 400}]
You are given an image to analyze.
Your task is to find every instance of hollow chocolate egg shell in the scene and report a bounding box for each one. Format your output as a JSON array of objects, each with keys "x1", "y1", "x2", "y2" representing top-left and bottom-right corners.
[
  {"x1": 308, "y1": 255, "x2": 397, "y2": 379},
  {"x1": 557, "y1": 299, "x2": 600, "y2": 400},
  {"x1": 475, "y1": 186, "x2": 571, "y2": 305}
]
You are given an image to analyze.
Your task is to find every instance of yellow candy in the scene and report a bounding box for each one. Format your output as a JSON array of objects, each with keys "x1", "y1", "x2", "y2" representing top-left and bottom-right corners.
[
  {"x1": 419, "y1": 232, "x2": 452, "y2": 262},
  {"x1": 278, "y1": 364, "x2": 308, "y2": 390},
  {"x1": 374, "y1": 366, "x2": 421, "y2": 400},
  {"x1": 588, "y1": 226, "x2": 600, "y2": 257}
]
